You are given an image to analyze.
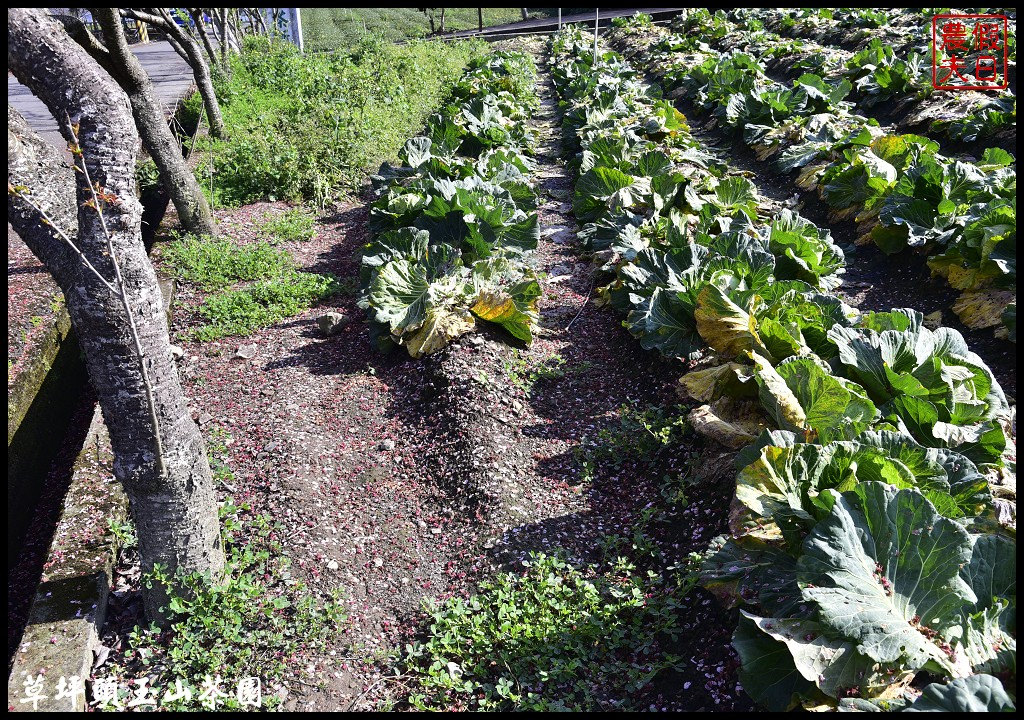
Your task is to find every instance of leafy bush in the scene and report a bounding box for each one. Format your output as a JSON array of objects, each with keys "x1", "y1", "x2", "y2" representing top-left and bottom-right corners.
[{"x1": 196, "y1": 36, "x2": 483, "y2": 208}]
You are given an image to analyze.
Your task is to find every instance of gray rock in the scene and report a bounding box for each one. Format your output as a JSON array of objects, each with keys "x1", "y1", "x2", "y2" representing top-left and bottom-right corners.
[
  {"x1": 235, "y1": 344, "x2": 257, "y2": 360},
  {"x1": 169, "y1": 344, "x2": 185, "y2": 360},
  {"x1": 317, "y1": 312, "x2": 349, "y2": 336},
  {"x1": 379, "y1": 439, "x2": 395, "y2": 451}
]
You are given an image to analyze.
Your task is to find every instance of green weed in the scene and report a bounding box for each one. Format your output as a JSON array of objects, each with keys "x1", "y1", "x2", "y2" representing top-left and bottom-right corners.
[
  {"x1": 99, "y1": 502, "x2": 346, "y2": 711},
  {"x1": 162, "y1": 234, "x2": 295, "y2": 291},
  {"x1": 403, "y1": 552, "x2": 688, "y2": 711},
  {"x1": 206, "y1": 426, "x2": 236, "y2": 489},
  {"x1": 258, "y1": 207, "x2": 317, "y2": 244},
  {"x1": 503, "y1": 351, "x2": 594, "y2": 397},
  {"x1": 577, "y1": 402, "x2": 690, "y2": 474},
  {"x1": 192, "y1": 272, "x2": 341, "y2": 341}
]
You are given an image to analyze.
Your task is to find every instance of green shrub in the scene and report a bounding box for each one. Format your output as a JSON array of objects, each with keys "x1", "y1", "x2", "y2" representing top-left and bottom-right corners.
[{"x1": 99, "y1": 503, "x2": 345, "y2": 711}]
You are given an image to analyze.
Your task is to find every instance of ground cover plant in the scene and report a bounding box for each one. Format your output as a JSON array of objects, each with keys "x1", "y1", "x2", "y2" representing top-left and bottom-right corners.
[
  {"x1": 160, "y1": 232, "x2": 341, "y2": 341},
  {"x1": 358, "y1": 50, "x2": 544, "y2": 357},
  {"x1": 185, "y1": 34, "x2": 482, "y2": 208},
  {"x1": 403, "y1": 552, "x2": 690, "y2": 711},
  {"x1": 553, "y1": 20, "x2": 1017, "y2": 712},
  {"x1": 95, "y1": 502, "x2": 345, "y2": 711}
]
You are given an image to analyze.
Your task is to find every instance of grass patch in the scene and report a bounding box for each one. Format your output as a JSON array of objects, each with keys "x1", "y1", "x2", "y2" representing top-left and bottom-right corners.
[
  {"x1": 577, "y1": 402, "x2": 690, "y2": 480},
  {"x1": 98, "y1": 503, "x2": 345, "y2": 711},
  {"x1": 161, "y1": 233, "x2": 341, "y2": 341},
  {"x1": 162, "y1": 234, "x2": 294, "y2": 291},
  {"x1": 193, "y1": 272, "x2": 341, "y2": 341},
  {"x1": 258, "y1": 207, "x2": 317, "y2": 244},
  {"x1": 403, "y1": 552, "x2": 691, "y2": 711},
  {"x1": 190, "y1": 35, "x2": 485, "y2": 208}
]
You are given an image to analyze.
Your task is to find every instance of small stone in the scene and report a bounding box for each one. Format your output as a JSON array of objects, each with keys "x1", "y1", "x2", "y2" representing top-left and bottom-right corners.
[
  {"x1": 373, "y1": 558, "x2": 383, "y2": 568},
  {"x1": 470, "y1": 335, "x2": 484, "y2": 346},
  {"x1": 235, "y1": 344, "x2": 257, "y2": 360},
  {"x1": 379, "y1": 439, "x2": 395, "y2": 451},
  {"x1": 169, "y1": 344, "x2": 185, "y2": 359},
  {"x1": 326, "y1": 560, "x2": 339, "y2": 570},
  {"x1": 317, "y1": 312, "x2": 349, "y2": 336},
  {"x1": 430, "y1": 528, "x2": 442, "y2": 535}
]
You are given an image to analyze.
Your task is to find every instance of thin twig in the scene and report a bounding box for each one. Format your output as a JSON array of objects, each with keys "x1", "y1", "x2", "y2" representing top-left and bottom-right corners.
[
  {"x1": 344, "y1": 673, "x2": 409, "y2": 712},
  {"x1": 564, "y1": 277, "x2": 594, "y2": 332}
]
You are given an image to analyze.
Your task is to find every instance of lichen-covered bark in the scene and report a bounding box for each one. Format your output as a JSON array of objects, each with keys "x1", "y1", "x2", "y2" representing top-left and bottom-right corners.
[{"x1": 7, "y1": 8, "x2": 224, "y2": 622}]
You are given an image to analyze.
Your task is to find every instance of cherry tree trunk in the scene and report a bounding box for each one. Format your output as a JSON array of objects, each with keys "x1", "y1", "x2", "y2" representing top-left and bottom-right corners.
[{"x1": 7, "y1": 7, "x2": 225, "y2": 623}]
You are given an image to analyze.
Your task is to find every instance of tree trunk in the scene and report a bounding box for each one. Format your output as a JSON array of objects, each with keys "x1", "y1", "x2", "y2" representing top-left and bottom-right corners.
[
  {"x1": 439, "y1": 8, "x2": 446, "y2": 33},
  {"x1": 215, "y1": 9, "x2": 231, "y2": 72},
  {"x1": 189, "y1": 8, "x2": 221, "y2": 75},
  {"x1": 7, "y1": 8, "x2": 225, "y2": 623},
  {"x1": 66, "y1": 9, "x2": 216, "y2": 236},
  {"x1": 478, "y1": 8, "x2": 483, "y2": 31},
  {"x1": 124, "y1": 8, "x2": 225, "y2": 139},
  {"x1": 251, "y1": 8, "x2": 268, "y2": 36},
  {"x1": 521, "y1": 8, "x2": 528, "y2": 21}
]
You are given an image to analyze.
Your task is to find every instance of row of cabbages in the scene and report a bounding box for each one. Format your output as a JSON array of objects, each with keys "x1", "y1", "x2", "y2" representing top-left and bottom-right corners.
[
  {"x1": 611, "y1": 11, "x2": 1016, "y2": 342},
  {"x1": 359, "y1": 51, "x2": 543, "y2": 357},
  {"x1": 551, "y1": 22, "x2": 1015, "y2": 712}
]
